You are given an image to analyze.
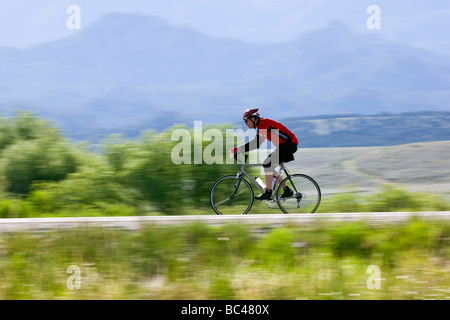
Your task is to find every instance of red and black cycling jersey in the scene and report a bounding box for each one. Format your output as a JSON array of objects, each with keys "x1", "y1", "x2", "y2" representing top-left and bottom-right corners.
[
  {"x1": 240, "y1": 118, "x2": 298, "y2": 152},
  {"x1": 256, "y1": 118, "x2": 298, "y2": 146}
]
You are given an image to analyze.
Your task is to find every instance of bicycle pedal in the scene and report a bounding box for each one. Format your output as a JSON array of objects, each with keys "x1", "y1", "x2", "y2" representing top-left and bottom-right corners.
[
  {"x1": 261, "y1": 199, "x2": 282, "y2": 203},
  {"x1": 259, "y1": 198, "x2": 276, "y2": 202}
]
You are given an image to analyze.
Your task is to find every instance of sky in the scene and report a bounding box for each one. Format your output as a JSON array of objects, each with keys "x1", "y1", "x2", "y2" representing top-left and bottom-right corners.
[{"x1": 0, "y1": 0, "x2": 449, "y2": 55}]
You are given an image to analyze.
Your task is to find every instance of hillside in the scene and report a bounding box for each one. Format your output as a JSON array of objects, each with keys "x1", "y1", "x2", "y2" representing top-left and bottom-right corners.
[
  {"x1": 289, "y1": 140, "x2": 450, "y2": 201},
  {"x1": 0, "y1": 13, "x2": 449, "y2": 138},
  {"x1": 58, "y1": 111, "x2": 450, "y2": 148},
  {"x1": 282, "y1": 111, "x2": 450, "y2": 147}
]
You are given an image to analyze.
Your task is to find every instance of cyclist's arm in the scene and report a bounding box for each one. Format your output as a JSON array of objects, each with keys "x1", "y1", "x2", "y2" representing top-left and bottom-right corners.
[{"x1": 239, "y1": 133, "x2": 265, "y2": 153}]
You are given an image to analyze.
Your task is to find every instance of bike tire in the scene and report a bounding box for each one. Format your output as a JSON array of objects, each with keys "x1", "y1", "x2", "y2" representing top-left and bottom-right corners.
[
  {"x1": 276, "y1": 174, "x2": 321, "y2": 214},
  {"x1": 210, "y1": 175, "x2": 254, "y2": 215}
]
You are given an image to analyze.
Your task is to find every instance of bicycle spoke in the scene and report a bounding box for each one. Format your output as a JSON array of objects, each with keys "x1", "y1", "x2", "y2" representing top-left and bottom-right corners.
[
  {"x1": 215, "y1": 197, "x2": 232, "y2": 207},
  {"x1": 277, "y1": 174, "x2": 321, "y2": 214},
  {"x1": 215, "y1": 189, "x2": 248, "y2": 206},
  {"x1": 210, "y1": 176, "x2": 254, "y2": 215},
  {"x1": 210, "y1": 165, "x2": 321, "y2": 215}
]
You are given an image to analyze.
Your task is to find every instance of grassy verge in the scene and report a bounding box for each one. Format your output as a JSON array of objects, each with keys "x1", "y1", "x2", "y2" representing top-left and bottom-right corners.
[
  {"x1": 317, "y1": 184, "x2": 450, "y2": 213},
  {"x1": 1, "y1": 184, "x2": 449, "y2": 218},
  {"x1": 1, "y1": 217, "x2": 450, "y2": 299}
]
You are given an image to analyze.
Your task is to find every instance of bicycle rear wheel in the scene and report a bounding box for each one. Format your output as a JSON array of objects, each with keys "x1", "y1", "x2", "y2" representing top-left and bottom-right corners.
[
  {"x1": 276, "y1": 174, "x2": 321, "y2": 214},
  {"x1": 210, "y1": 175, "x2": 254, "y2": 215}
]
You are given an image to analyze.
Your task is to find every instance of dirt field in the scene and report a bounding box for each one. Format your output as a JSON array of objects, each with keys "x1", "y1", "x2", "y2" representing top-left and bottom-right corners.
[{"x1": 273, "y1": 140, "x2": 450, "y2": 201}]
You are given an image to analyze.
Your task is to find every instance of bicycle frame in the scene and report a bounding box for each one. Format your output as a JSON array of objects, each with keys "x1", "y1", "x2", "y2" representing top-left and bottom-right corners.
[
  {"x1": 234, "y1": 155, "x2": 299, "y2": 200},
  {"x1": 211, "y1": 153, "x2": 321, "y2": 214}
]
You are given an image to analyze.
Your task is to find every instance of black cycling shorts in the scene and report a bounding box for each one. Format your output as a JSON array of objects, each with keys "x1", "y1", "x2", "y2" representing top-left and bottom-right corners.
[{"x1": 262, "y1": 143, "x2": 298, "y2": 172}]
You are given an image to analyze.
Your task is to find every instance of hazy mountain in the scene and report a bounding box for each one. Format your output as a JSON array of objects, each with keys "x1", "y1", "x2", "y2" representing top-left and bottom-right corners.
[
  {"x1": 0, "y1": 13, "x2": 449, "y2": 140},
  {"x1": 86, "y1": 111, "x2": 450, "y2": 148},
  {"x1": 282, "y1": 111, "x2": 450, "y2": 148}
]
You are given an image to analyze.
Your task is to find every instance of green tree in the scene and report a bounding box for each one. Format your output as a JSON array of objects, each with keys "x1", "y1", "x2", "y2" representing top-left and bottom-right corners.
[
  {"x1": 0, "y1": 116, "x2": 14, "y2": 151},
  {"x1": 28, "y1": 149, "x2": 138, "y2": 213},
  {"x1": 0, "y1": 112, "x2": 78, "y2": 195},
  {"x1": 1, "y1": 137, "x2": 78, "y2": 195},
  {"x1": 0, "y1": 111, "x2": 56, "y2": 152},
  {"x1": 102, "y1": 125, "x2": 250, "y2": 214}
]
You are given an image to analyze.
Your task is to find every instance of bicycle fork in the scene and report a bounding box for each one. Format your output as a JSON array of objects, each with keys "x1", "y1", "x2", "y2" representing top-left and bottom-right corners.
[{"x1": 230, "y1": 173, "x2": 244, "y2": 199}]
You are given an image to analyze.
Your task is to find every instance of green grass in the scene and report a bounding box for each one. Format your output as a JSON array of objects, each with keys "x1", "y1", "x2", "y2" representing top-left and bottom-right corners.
[
  {"x1": 1, "y1": 218, "x2": 450, "y2": 299},
  {"x1": 1, "y1": 184, "x2": 449, "y2": 218},
  {"x1": 317, "y1": 184, "x2": 450, "y2": 213}
]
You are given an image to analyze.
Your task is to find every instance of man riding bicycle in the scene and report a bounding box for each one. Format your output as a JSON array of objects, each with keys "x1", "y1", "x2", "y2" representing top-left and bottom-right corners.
[{"x1": 230, "y1": 108, "x2": 298, "y2": 200}]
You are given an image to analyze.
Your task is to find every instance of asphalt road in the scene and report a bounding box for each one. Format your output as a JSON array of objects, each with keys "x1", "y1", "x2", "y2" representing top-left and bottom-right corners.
[{"x1": 1, "y1": 211, "x2": 450, "y2": 232}]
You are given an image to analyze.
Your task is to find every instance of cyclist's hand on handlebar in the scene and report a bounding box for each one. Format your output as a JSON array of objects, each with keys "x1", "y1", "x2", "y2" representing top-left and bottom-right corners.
[
  {"x1": 229, "y1": 147, "x2": 248, "y2": 162},
  {"x1": 229, "y1": 147, "x2": 240, "y2": 157}
]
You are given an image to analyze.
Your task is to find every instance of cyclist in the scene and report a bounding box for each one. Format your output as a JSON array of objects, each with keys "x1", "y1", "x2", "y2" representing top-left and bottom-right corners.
[{"x1": 230, "y1": 108, "x2": 298, "y2": 200}]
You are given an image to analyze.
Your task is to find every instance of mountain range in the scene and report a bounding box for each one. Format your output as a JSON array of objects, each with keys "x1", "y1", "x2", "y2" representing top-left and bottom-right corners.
[{"x1": 0, "y1": 12, "x2": 449, "y2": 141}]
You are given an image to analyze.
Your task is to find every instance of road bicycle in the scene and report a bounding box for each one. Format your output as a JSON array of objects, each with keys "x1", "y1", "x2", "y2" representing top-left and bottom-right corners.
[{"x1": 210, "y1": 152, "x2": 321, "y2": 215}]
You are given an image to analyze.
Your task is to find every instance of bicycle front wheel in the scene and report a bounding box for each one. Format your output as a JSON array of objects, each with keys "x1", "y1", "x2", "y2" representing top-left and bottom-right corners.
[
  {"x1": 210, "y1": 175, "x2": 254, "y2": 215},
  {"x1": 276, "y1": 174, "x2": 321, "y2": 214}
]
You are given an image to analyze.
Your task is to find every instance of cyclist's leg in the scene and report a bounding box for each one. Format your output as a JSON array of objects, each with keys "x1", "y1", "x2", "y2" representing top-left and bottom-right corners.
[
  {"x1": 262, "y1": 149, "x2": 282, "y2": 190},
  {"x1": 278, "y1": 143, "x2": 297, "y2": 189},
  {"x1": 262, "y1": 143, "x2": 297, "y2": 189}
]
